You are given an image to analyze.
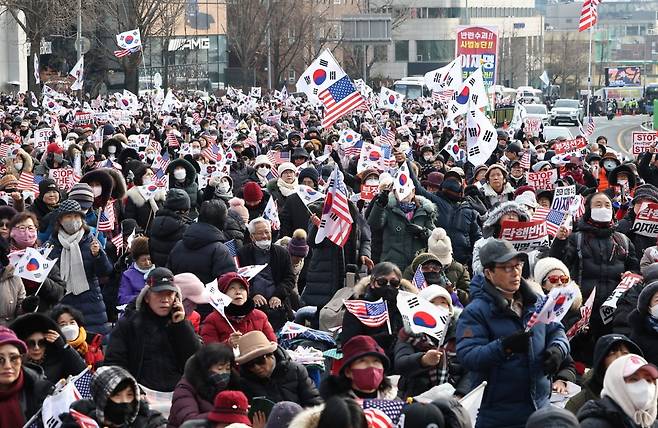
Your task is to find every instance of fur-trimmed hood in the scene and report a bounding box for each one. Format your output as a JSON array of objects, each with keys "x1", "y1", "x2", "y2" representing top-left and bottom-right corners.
[
  {"x1": 126, "y1": 185, "x2": 166, "y2": 208},
  {"x1": 481, "y1": 181, "x2": 515, "y2": 198},
  {"x1": 288, "y1": 404, "x2": 324, "y2": 428},
  {"x1": 80, "y1": 168, "x2": 115, "y2": 209},
  {"x1": 482, "y1": 201, "x2": 531, "y2": 237},
  {"x1": 104, "y1": 167, "x2": 128, "y2": 200},
  {"x1": 5, "y1": 148, "x2": 34, "y2": 176},
  {"x1": 385, "y1": 193, "x2": 436, "y2": 214},
  {"x1": 352, "y1": 275, "x2": 417, "y2": 298},
  {"x1": 167, "y1": 158, "x2": 197, "y2": 187}
]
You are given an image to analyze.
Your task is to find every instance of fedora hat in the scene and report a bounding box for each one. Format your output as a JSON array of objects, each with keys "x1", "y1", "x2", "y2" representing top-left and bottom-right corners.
[{"x1": 235, "y1": 331, "x2": 277, "y2": 365}]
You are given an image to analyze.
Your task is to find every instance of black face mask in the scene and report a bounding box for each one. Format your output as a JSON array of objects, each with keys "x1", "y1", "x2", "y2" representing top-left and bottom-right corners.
[
  {"x1": 104, "y1": 400, "x2": 134, "y2": 426},
  {"x1": 369, "y1": 286, "x2": 398, "y2": 302}
]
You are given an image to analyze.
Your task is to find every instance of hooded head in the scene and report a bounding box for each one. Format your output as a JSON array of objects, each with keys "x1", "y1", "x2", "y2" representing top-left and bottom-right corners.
[
  {"x1": 91, "y1": 366, "x2": 140, "y2": 426},
  {"x1": 482, "y1": 201, "x2": 530, "y2": 238}
]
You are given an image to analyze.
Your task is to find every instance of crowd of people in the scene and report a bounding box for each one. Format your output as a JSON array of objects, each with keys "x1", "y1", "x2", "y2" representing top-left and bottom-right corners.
[{"x1": 0, "y1": 86, "x2": 656, "y2": 428}]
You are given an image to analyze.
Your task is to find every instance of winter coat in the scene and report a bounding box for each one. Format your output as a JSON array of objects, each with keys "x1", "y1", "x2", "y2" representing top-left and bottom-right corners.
[
  {"x1": 367, "y1": 194, "x2": 437, "y2": 271},
  {"x1": 168, "y1": 222, "x2": 237, "y2": 285},
  {"x1": 301, "y1": 223, "x2": 346, "y2": 309},
  {"x1": 27, "y1": 198, "x2": 57, "y2": 225},
  {"x1": 124, "y1": 186, "x2": 165, "y2": 232},
  {"x1": 48, "y1": 231, "x2": 113, "y2": 335},
  {"x1": 118, "y1": 264, "x2": 147, "y2": 305},
  {"x1": 578, "y1": 396, "x2": 658, "y2": 428},
  {"x1": 20, "y1": 365, "x2": 54, "y2": 423},
  {"x1": 168, "y1": 378, "x2": 213, "y2": 428},
  {"x1": 550, "y1": 219, "x2": 639, "y2": 349},
  {"x1": 237, "y1": 243, "x2": 294, "y2": 303},
  {"x1": 628, "y1": 309, "x2": 658, "y2": 366},
  {"x1": 230, "y1": 161, "x2": 258, "y2": 195},
  {"x1": 565, "y1": 371, "x2": 600, "y2": 415},
  {"x1": 266, "y1": 179, "x2": 293, "y2": 211},
  {"x1": 613, "y1": 284, "x2": 643, "y2": 336},
  {"x1": 223, "y1": 209, "x2": 246, "y2": 248},
  {"x1": 104, "y1": 288, "x2": 202, "y2": 392},
  {"x1": 20, "y1": 261, "x2": 66, "y2": 314},
  {"x1": 59, "y1": 398, "x2": 167, "y2": 428},
  {"x1": 25, "y1": 335, "x2": 87, "y2": 383},
  {"x1": 341, "y1": 276, "x2": 418, "y2": 370},
  {"x1": 148, "y1": 208, "x2": 191, "y2": 268},
  {"x1": 239, "y1": 347, "x2": 322, "y2": 407},
  {"x1": 200, "y1": 302, "x2": 276, "y2": 345},
  {"x1": 168, "y1": 159, "x2": 203, "y2": 218},
  {"x1": 280, "y1": 194, "x2": 311, "y2": 238},
  {"x1": 456, "y1": 274, "x2": 570, "y2": 428},
  {"x1": 0, "y1": 265, "x2": 24, "y2": 324},
  {"x1": 479, "y1": 182, "x2": 515, "y2": 208},
  {"x1": 638, "y1": 152, "x2": 658, "y2": 187}
]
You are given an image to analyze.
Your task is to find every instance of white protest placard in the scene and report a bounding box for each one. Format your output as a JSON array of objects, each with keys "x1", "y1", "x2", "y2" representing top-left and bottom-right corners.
[
  {"x1": 524, "y1": 117, "x2": 542, "y2": 137},
  {"x1": 632, "y1": 132, "x2": 658, "y2": 155},
  {"x1": 632, "y1": 202, "x2": 658, "y2": 238},
  {"x1": 550, "y1": 185, "x2": 576, "y2": 212},
  {"x1": 600, "y1": 273, "x2": 642, "y2": 324},
  {"x1": 499, "y1": 220, "x2": 549, "y2": 252},
  {"x1": 33, "y1": 128, "x2": 53, "y2": 151},
  {"x1": 49, "y1": 167, "x2": 78, "y2": 191},
  {"x1": 526, "y1": 169, "x2": 558, "y2": 190}
]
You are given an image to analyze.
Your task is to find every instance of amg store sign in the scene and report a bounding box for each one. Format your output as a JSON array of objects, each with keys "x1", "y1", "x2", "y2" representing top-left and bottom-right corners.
[{"x1": 168, "y1": 38, "x2": 210, "y2": 51}]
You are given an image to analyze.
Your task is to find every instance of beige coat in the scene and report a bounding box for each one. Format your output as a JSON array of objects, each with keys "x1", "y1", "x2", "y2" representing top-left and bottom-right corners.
[{"x1": 0, "y1": 265, "x2": 25, "y2": 325}]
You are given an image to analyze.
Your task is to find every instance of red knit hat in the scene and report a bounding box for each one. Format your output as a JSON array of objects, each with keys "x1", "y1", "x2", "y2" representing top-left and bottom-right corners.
[
  {"x1": 242, "y1": 181, "x2": 264, "y2": 204},
  {"x1": 218, "y1": 272, "x2": 249, "y2": 294},
  {"x1": 46, "y1": 143, "x2": 64, "y2": 155},
  {"x1": 207, "y1": 390, "x2": 251, "y2": 424},
  {"x1": 0, "y1": 326, "x2": 26, "y2": 354},
  {"x1": 339, "y1": 335, "x2": 390, "y2": 374}
]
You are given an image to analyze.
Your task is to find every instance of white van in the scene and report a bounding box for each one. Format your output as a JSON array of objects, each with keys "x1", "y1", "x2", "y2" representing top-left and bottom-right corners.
[{"x1": 393, "y1": 77, "x2": 430, "y2": 99}]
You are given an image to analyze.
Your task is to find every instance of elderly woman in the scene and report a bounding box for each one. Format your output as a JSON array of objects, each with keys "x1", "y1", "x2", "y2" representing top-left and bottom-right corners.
[
  {"x1": 7, "y1": 212, "x2": 66, "y2": 314},
  {"x1": 50, "y1": 304, "x2": 104, "y2": 368},
  {"x1": 9, "y1": 312, "x2": 86, "y2": 382},
  {"x1": 479, "y1": 163, "x2": 515, "y2": 208},
  {"x1": 0, "y1": 326, "x2": 52, "y2": 427},
  {"x1": 267, "y1": 162, "x2": 298, "y2": 210},
  {"x1": 47, "y1": 200, "x2": 113, "y2": 335}
]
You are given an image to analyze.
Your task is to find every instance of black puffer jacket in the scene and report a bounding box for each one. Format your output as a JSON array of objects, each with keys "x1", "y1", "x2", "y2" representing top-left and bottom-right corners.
[
  {"x1": 279, "y1": 194, "x2": 311, "y2": 239},
  {"x1": 301, "y1": 224, "x2": 345, "y2": 308},
  {"x1": 578, "y1": 396, "x2": 658, "y2": 428},
  {"x1": 168, "y1": 222, "x2": 237, "y2": 284},
  {"x1": 238, "y1": 347, "x2": 322, "y2": 407},
  {"x1": 21, "y1": 364, "x2": 54, "y2": 422},
  {"x1": 617, "y1": 211, "x2": 656, "y2": 261},
  {"x1": 628, "y1": 309, "x2": 658, "y2": 366},
  {"x1": 148, "y1": 208, "x2": 191, "y2": 268},
  {"x1": 168, "y1": 159, "x2": 203, "y2": 218},
  {"x1": 230, "y1": 161, "x2": 258, "y2": 194}
]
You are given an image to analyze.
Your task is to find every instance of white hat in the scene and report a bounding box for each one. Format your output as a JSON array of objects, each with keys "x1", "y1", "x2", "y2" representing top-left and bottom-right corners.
[
  {"x1": 254, "y1": 154, "x2": 272, "y2": 168},
  {"x1": 533, "y1": 257, "x2": 570, "y2": 285},
  {"x1": 515, "y1": 191, "x2": 539, "y2": 209},
  {"x1": 419, "y1": 284, "x2": 453, "y2": 315},
  {"x1": 277, "y1": 162, "x2": 296, "y2": 176},
  {"x1": 427, "y1": 228, "x2": 452, "y2": 266}
]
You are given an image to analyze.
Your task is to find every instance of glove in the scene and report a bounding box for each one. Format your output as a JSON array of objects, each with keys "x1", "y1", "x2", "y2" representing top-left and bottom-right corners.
[
  {"x1": 22, "y1": 295, "x2": 40, "y2": 313},
  {"x1": 501, "y1": 329, "x2": 533, "y2": 354},
  {"x1": 376, "y1": 189, "x2": 390, "y2": 207},
  {"x1": 406, "y1": 223, "x2": 427, "y2": 238},
  {"x1": 543, "y1": 346, "x2": 564, "y2": 375}
]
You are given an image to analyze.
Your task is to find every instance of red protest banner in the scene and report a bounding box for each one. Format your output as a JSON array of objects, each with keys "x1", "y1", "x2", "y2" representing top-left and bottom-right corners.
[
  {"x1": 632, "y1": 202, "x2": 658, "y2": 238},
  {"x1": 455, "y1": 26, "x2": 498, "y2": 86},
  {"x1": 553, "y1": 137, "x2": 588, "y2": 155},
  {"x1": 499, "y1": 220, "x2": 549, "y2": 252},
  {"x1": 360, "y1": 184, "x2": 378, "y2": 202}
]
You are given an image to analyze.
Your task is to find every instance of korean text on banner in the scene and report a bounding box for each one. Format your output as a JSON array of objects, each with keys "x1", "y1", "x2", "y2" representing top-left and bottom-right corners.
[
  {"x1": 551, "y1": 185, "x2": 577, "y2": 212},
  {"x1": 632, "y1": 202, "x2": 658, "y2": 238},
  {"x1": 455, "y1": 26, "x2": 498, "y2": 87},
  {"x1": 600, "y1": 273, "x2": 643, "y2": 325},
  {"x1": 552, "y1": 137, "x2": 588, "y2": 156},
  {"x1": 499, "y1": 220, "x2": 549, "y2": 252}
]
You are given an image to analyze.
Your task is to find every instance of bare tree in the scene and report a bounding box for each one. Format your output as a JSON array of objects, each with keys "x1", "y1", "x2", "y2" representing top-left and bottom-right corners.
[{"x1": 545, "y1": 32, "x2": 588, "y2": 96}]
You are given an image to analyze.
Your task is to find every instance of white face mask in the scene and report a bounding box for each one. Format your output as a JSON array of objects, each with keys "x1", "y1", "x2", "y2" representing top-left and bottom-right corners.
[
  {"x1": 13, "y1": 162, "x2": 23, "y2": 171},
  {"x1": 85, "y1": 151, "x2": 95, "y2": 158},
  {"x1": 191, "y1": 148, "x2": 201, "y2": 155},
  {"x1": 107, "y1": 146, "x2": 117, "y2": 154},
  {"x1": 174, "y1": 169, "x2": 186, "y2": 180},
  {"x1": 142, "y1": 176, "x2": 152, "y2": 185},
  {"x1": 626, "y1": 379, "x2": 657, "y2": 410},
  {"x1": 537, "y1": 153, "x2": 545, "y2": 160},
  {"x1": 365, "y1": 178, "x2": 379, "y2": 186},
  {"x1": 255, "y1": 240, "x2": 271, "y2": 250},
  {"x1": 218, "y1": 181, "x2": 231, "y2": 193},
  {"x1": 650, "y1": 304, "x2": 658, "y2": 319},
  {"x1": 60, "y1": 324, "x2": 79, "y2": 341},
  {"x1": 257, "y1": 167, "x2": 270, "y2": 176},
  {"x1": 423, "y1": 154, "x2": 433, "y2": 161},
  {"x1": 590, "y1": 206, "x2": 613, "y2": 223},
  {"x1": 91, "y1": 185, "x2": 102, "y2": 197}
]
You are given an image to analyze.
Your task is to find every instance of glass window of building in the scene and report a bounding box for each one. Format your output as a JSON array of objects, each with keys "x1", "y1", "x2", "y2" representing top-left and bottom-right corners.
[
  {"x1": 395, "y1": 40, "x2": 409, "y2": 61},
  {"x1": 416, "y1": 40, "x2": 454, "y2": 62}
]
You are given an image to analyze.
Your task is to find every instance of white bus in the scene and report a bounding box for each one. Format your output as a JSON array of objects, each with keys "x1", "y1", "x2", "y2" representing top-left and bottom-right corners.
[{"x1": 392, "y1": 77, "x2": 430, "y2": 99}]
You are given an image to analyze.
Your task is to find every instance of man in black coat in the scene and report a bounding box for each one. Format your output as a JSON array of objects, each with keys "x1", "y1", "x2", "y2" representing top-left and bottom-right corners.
[
  {"x1": 237, "y1": 217, "x2": 295, "y2": 330},
  {"x1": 148, "y1": 189, "x2": 192, "y2": 267},
  {"x1": 104, "y1": 268, "x2": 201, "y2": 392}
]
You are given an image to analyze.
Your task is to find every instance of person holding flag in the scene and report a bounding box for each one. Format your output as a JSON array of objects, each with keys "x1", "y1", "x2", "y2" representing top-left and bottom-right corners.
[{"x1": 456, "y1": 239, "x2": 569, "y2": 428}]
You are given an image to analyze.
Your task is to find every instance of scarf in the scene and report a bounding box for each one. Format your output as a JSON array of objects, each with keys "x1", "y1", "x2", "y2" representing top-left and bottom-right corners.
[
  {"x1": 69, "y1": 326, "x2": 88, "y2": 357},
  {"x1": 58, "y1": 229, "x2": 90, "y2": 295},
  {"x1": 398, "y1": 329, "x2": 449, "y2": 386},
  {"x1": 0, "y1": 370, "x2": 25, "y2": 428},
  {"x1": 277, "y1": 178, "x2": 298, "y2": 197}
]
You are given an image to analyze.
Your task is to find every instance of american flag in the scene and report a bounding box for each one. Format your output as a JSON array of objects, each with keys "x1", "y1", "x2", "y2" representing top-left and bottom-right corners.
[
  {"x1": 154, "y1": 168, "x2": 169, "y2": 189},
  {"x1": 114, "y1": 46, "x2": 141, "y2": 58},
  {"x1": 70, "y1": 409, "x2": 100, "y2": 428},
  {"x1": 166, "y1": 132, "x2": 180, "y2": 147},
  {"x1": 73, "y1": 368, "x2": 93, "y2": 399},
  {"x1": 569, "y1": 195, "x2": 586, "y2": 220},
  {"x1": 192, "y1": 112, "x2": 201, "y2": 124},
  {"x1": 98, "y1": 202, "x2": 116, "y2": 232},
  {"x1": 111, "y1": 232, "x2": 124, "y2": 254},
  {"x1": 153, "y1": 152, "x2": 171, "y2": 172},
  {"x1": 361, "y1": 399, "x2": 404, "y2": 428},
  {"x1": 316, "y1": 167, "x2": 352, "y2": 247},
  {"x1": 380, "y1": 128, "x2": 396, "y2": 146},
  {"x1": 319, "y1": 76, "x2": 366, "y2": 128},
  {"x1": 579, "y1": 0, "x2": 601, "y2": 32},
  {"x1": 545, "y1": 209, "x2": 567, "y2": 236},
  {"x1": 267, "y1": 150, "x2": 290, "y2": 166},
  {"x1": 343, "y1": 298, "x2": 389, "y2": 327},
  {"x1": 532, "y1": 206, "x2": 550, "y2": 221},
  {"x1": 526, "y1": 294, "x2": 550, "y2": 329},
  {"x1": 224, "y1": 239, "x2": 240, "y2": 267},
  {"x1": 16, "y1": 172, "x2": 40, "y2": 194},
  {"x1": 432, "y1": 90, "x2": 453, "y2": 104},
  {"x1": 380, "y1": 144, "x2": 398, "y2": 169},
  {"x1": 580, "y1": 116, "x2": 595, "y2": 137},
  {"x1": 520, "y1": 151, "x2": 531, "y2": 170},
  {"x1": 412, "y1": 265, "x2": 428, "y2": 290},
  {"x1": 344, "y1": 140, "x2": 363, "y2": 157},
  {"x1": 567, "y1": 288, "x2": 595, "y2": 339}
]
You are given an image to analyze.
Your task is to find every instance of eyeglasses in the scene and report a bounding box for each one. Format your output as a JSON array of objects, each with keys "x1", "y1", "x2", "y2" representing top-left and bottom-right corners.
[
  {"x1": 0, "y1": 221, "x2": 9, "y2": 228},
  {"x1": 546, "y1": 275, "x2": 570, "y2": 284},
  {"x1": 421, "y1": 263, "x2": 443, "y2": 273},
  {"x1": 494, "y1": 262, "x2": 524, "y2": 273},
  {"x1": 244, "y1": 353, "x2": 273, "y2": 369},
  {"x1": 26, "y1": 339, "x2": 46, "y2": 349},
  {"x1": 14, "y1": 225, "x2": 36, "y2": 232},
  {"x1": 0, "y1": 354, "x2": 21, "y2": 367},
  {"x1": 374, "y1": 277, "x2": 401, "y2": 287}
]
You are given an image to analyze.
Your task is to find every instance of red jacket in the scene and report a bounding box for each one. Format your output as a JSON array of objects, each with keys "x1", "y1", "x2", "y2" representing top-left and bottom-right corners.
[{"x1": 201, "y1": 308, "x2": 277, "y2": 345}]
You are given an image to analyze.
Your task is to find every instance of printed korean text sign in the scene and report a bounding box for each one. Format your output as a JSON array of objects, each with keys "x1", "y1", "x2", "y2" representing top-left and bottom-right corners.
[
  {"x1": 600, "y1": 273, "x2": 643, "y2": 324},
  {"x1": 551, "y1": 185, "x2": 576, "y2": 212},
  {"x1": 499, "y1": 220, "x2": 549, "y2": 252},
  {"x1": 632, "y1": 202, "x2": 658, "y2": 238},
  {"x1": 553, "y1": 137, "x2": 588, "y2": 156},
  {"x1": 526, "y1": 169, "x2": 558, "y2": 190},
  {"x1": 360, "y1": 184, "x2": 378, "y2": 202},
  {"x1": 632, "y1": 132, "x2": 658, "y2": 155},
  {"x1": 455, "y1": 26, "x2": 498, "y2": 87}
]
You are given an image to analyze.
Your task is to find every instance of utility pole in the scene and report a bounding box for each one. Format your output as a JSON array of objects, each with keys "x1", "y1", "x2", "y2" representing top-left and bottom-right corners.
[
  {"x1": 76, "y1": 0, "x2": 82, "y2": 102},
  {"x1": 266, "y1": 0, "x2": 273, "y2": 91}
]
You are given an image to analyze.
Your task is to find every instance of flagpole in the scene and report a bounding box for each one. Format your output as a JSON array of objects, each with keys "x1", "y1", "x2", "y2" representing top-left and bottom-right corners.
[
  {"x1": 586, "y1": 25, "x2": 593, "y2": 118},
  {"x1": 384, "y1": 301, "x2": 392, "y2": 335}
]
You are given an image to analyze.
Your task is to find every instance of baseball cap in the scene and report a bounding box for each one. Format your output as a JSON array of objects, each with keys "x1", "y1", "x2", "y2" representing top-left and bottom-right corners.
[
  {"x1": 621, "y1": 354, "x2": 658, "y2": 380},
  {"x1": 146, "y1": 267, "x2": 177, "y2": 293},
  {"x1": 479, "y1": 239, "x2": 527, "y2": 268}
]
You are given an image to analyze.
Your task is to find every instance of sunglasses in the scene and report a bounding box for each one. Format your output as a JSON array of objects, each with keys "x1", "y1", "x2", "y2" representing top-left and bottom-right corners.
[
  {"x1": 374, "y1": 277, "x2": 401, "y2": 287},
  {"x1": 244, "y1": 353, "x2": 273, "y2": 369},
  {"x1": 546, "y1": 275, "x2": 570, "y2": 284},
  {"x1": 26, "y1": 339, "x2": 47, "y2": 349}
]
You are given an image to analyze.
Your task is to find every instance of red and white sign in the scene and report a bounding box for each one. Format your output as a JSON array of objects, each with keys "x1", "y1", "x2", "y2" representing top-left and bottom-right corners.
[
  {"x1": 526, "y1": 169, "x2": 558, "y2": 190},
  {"x1": 499, "y1": 220, "x2": 549, "y2": 252},
  {"x1": 49, "y1": 167, "x2": 79, "y2": 191},
  {"x1": 360, "y1": 184, "x2": 378, "y2": 202},
  {"x1": 632, "y1": 202, "x2": 658, "y2": 238},
  {"x1": 553, "y1": 137, "x2": 588, "y2": 155},
  {"x1": 455, "y1": 26, "x2": 498, "y2": 86},
  {"x1": 33, "y1": 128, "x2": 53, "y2": 151},
  {"x1": 600, "y1": 273, "x2": 643, "y2": 324},
  {"x1": 524, "y1": 117, "x2": 542, "y2": 137},
  {"x1": 632, "y1": 132, "x2": 658, "y2": 155}
]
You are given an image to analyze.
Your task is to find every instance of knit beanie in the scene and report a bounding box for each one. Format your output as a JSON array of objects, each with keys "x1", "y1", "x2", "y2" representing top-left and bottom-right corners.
[
  {"x1": 242, "y1": 181, "x2": 264, "y2": 204},
  {"x1": 130, "y1": 236, "x2": 149, "y2": 260},
  {"x1": 525, "y1": 406, "x2": 579, "y2": 428},
  {"x1": 164, "y1": 188, "x2": 191, "y2": 211},
  {"x1": 46, "y1": 143, "x2": 64, "y2": 155},
  {"x1": 638, "y1": 281, "x2": 658, "y2": 315},
  {"x1": 0, "y1": 174, "x2": 18, "y2": 190},
  {"x1": 277, "y1": 162, "x2": 296, "y2": 176},
  {"x1": 287, "y1": 229, "x2": 309, "y2": 258},
  {"x1": 228, "y1": 198, "x2": 249, "y2": 224},
  {"x1": 533, "y1": 257, "x2": 570, "y2": 285},
  {"x1": 264, "y1": 401, "x2": 303, "y2": 428},
  {"x1": 67, "y1": 183, "x2": 94, "y2": 210},
  {"x1": 298, "y1": 167, "x2": 319, "y2": 186},
  {"x1": 38, "y1": 178, "x2": 58, "y2": 196},
  {"x1": 419, "y1": 284, "x2": 454, "y2": 316},
  {"x1": 427, "y1": 228, "x2": 453, "y2": 266}
]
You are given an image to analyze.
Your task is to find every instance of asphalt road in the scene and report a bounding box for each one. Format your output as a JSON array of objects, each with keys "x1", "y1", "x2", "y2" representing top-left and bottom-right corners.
[{"x1": 563, "y1": 114, "x2": 650, "y2": 157}]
